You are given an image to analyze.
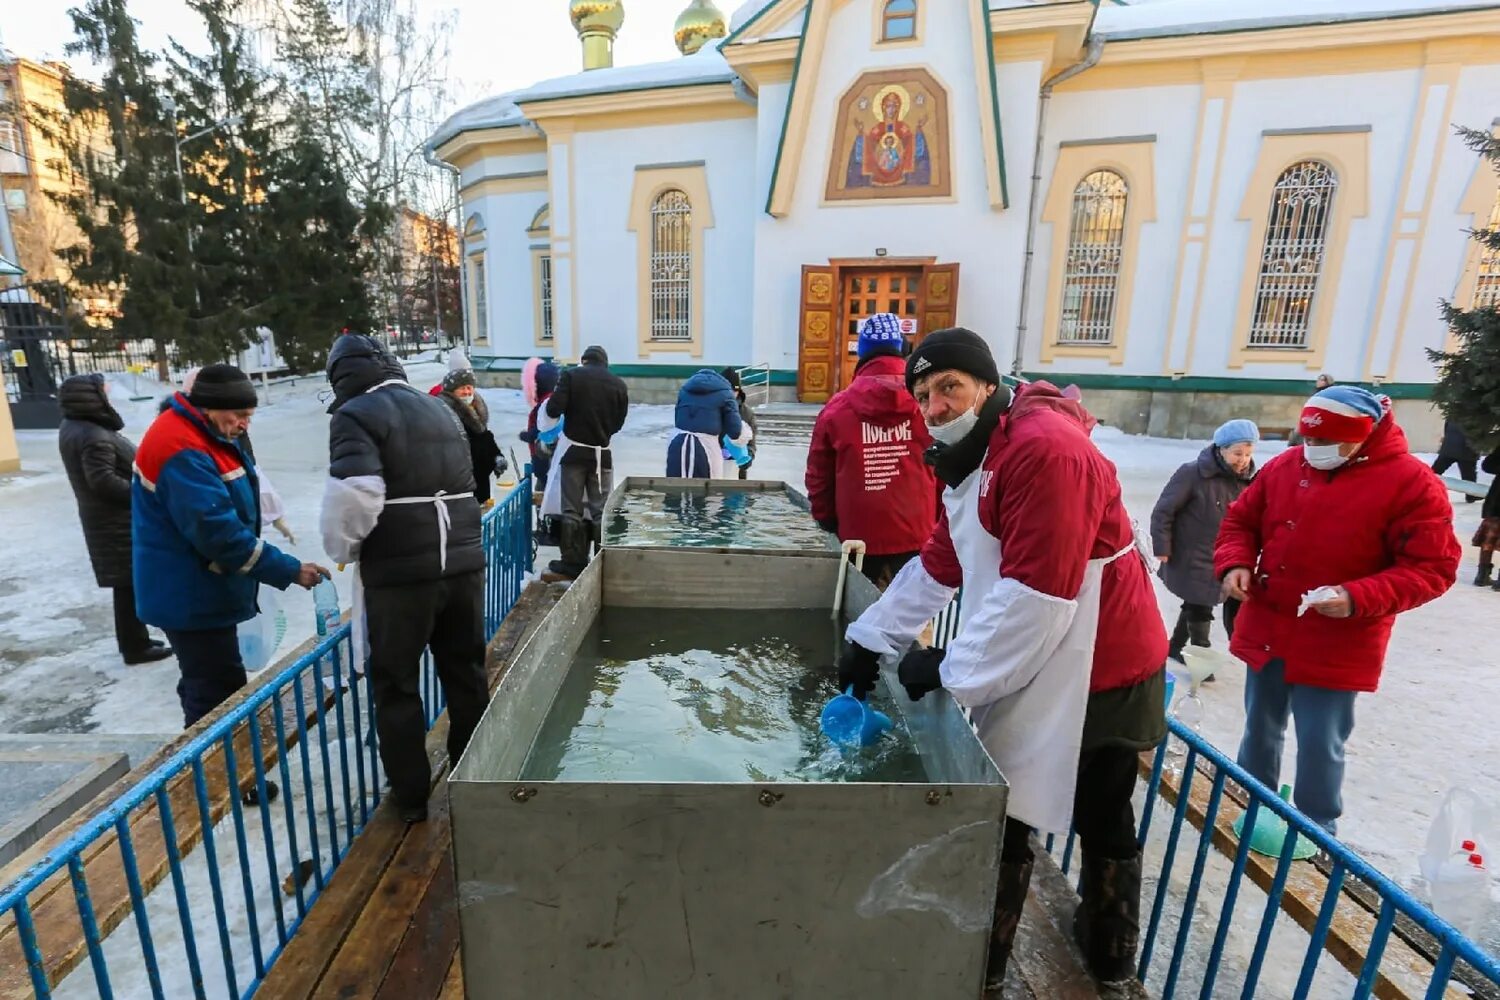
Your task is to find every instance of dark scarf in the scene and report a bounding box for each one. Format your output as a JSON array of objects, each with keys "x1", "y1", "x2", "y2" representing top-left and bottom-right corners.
[{"x1": 927, "y1": 387, "x2": 1013, "y2": 489}]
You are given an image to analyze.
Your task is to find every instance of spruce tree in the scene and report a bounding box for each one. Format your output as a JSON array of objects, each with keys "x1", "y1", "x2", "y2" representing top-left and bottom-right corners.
[{"x1": 1429, "y1": 126, "x2": 1500, "y2": 453}]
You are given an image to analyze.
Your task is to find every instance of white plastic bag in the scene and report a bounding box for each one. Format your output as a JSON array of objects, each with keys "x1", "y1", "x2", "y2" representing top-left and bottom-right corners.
[
  {"x1": 238, "y1": 587, "x2": 288, "y2": 673},
  {"x1": 1420, "y1": 786, "x2": 1495, "y2": 885}
]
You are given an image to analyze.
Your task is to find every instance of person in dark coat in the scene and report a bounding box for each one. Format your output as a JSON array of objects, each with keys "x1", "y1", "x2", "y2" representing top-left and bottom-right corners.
[
  {"x1": 320, "y1": 333, "x2": 490, "y2": 824},
  {"x1": 58, "y1": 375, "x2": 173, "y2": 665},
  {"x1": 1472, "y1": 450, "x2": 1500, "y2": 589},
  {"x1": 541, "y1": 346, "x2": 629, "y2": 578},
  {"x1": 134, "y1": 365, "x2": 328, "y2": 726},
  {"x1": 665, "y1": 369, "x2": 750, "y2": 479},
  {"x1": 436, "y1": 368, "x2": 506, "y2": 507},
  {"x1": 1432, "y1": 420, "x2": 1481, "y2": 502},
  {"x1": 1150, "y1": 419, "x2": 1259, "y2": 671},
  {"x1": 720, "y1": 367, "x2": 758, "y2": 479}
]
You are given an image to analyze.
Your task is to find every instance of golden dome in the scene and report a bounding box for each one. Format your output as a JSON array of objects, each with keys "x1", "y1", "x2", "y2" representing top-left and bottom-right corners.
[
  {"x1": 570, "y1": 0, "x2": 624, "y2": 36},
  {"x1": 674, "y1": 0, "x2": 726, "y2": 55}
]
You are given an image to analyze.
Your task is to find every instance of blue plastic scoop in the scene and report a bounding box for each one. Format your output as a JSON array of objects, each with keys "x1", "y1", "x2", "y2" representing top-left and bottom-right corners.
[{"x1": 820, "y1": 686, "x2": 893, "y2": 749}]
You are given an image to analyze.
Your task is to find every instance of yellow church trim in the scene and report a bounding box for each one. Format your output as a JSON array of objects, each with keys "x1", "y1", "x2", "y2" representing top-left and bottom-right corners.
[
  {"x1": 767, "y1": 0, "x2": 835, "y2": 218},
  {"x1": 721, "y1": 36, "x2": 799, "y2": 91},
  {"x1": 1369, "y1": 53, "x2": 1462, "y2": 381},
  {"x1": 434, "y1": 128, "x2": 545, "y2": 167},
  {"x1": 988, "y1": 0, "x2": 1093, "y2": 76},
  {"x1": 459, "y1": 173, "x2": 549, "y2": 200},
  {"x1": 1039, "y1": 140, "x2": 1157, "y2": 366},
  {"x1": 1228, "y1": 130, "x2": 1370, "y2": 371},
  {"x1": 628, "y1": 164, "x2": 716, "y2": 359},
  {"x1": 518, "y1": 83, "x2": 753, "y2": 133}
]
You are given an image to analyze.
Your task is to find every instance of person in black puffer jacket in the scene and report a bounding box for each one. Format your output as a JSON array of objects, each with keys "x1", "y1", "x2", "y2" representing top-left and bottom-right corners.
[
  {"x1": 57, "y1": 374, "x2": 173, "y2": 665},
  {"x1": 541, "y1": 345, "x2": 629, "y2": 578},
  {"x1": 436, "y1": 368, "x2": 506, "y2": 507},
  {"x1": 319, "y1": 333, "x2": 489, "y2": 824}
]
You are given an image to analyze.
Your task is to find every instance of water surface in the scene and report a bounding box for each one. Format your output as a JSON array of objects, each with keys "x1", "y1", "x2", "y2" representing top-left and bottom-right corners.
[
  {"x1": 520, "y1": 608, "x2": 926, "y2": 784},
  {"x1": 605, "y1": 487, "x2": 834, "y2": 551}
]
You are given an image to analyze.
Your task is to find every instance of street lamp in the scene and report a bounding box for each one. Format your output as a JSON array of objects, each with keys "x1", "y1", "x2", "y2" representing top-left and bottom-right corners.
[{"x1": 161, "y1": 95, "x2": 242, "y2": 254}]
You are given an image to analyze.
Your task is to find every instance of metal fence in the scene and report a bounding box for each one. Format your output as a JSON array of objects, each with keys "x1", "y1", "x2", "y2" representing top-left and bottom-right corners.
[{"x1": 0, "y1": 477, "x2": 531, "y2": 998}]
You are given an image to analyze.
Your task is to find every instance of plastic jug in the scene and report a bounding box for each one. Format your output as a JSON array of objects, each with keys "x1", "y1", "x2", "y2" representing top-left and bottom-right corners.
[
  {"x1": 1421, "y1": 787, "x2": 1494, "y2": 885},
  {"x1": 1430, "y1": 851, "x2": 1490, "y2": 937},
  {"x1": 313, "y1": 578, "x2": 340, "y2": 637},
  {"x1": 820, "y1": 687, "x2": 893, "y2": 749}
]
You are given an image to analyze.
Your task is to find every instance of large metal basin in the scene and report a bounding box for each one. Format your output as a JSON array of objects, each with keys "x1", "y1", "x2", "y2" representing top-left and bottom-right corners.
[{"x1": 449, "y1": 548, "x2": 1005, "y2": 998}]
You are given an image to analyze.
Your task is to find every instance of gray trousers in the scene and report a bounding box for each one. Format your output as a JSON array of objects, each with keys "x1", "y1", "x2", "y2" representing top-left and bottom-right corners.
[
  {"x1": 559, "y1": 460, "x2": 610, "y2": 523},
  {"x1": 1236, "y1": 658, "x2": 1358, "y2": 834}
]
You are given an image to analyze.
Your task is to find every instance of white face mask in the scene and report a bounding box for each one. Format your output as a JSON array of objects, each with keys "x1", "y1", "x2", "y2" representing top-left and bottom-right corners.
[
  {"x1": 927, "y1": 406, "x2": 979, "y2": 446},
  {"x1": 1304, "y1": 443, "x2": 1347, "y2": 470},
  {"x1": 457, "y1": 393, "x2": 474, "y2": 407}
]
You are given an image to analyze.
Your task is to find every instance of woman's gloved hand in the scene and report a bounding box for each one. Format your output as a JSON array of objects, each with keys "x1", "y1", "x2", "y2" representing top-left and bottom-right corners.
[
  {"x1": 494, "y1": 455, "x2": 509, "y2": 478},
  {"x1": 836, "y1": 641, "x2": 881, "y2": 700},
  {"x1": 897, "y1": 648, "x2": 946, "y2": 701}
]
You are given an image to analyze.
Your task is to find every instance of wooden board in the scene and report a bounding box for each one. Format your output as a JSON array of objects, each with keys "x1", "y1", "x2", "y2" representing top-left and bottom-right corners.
[{"x1": 1149, "y1": 759, "x2": 1464, "y2": 1000}]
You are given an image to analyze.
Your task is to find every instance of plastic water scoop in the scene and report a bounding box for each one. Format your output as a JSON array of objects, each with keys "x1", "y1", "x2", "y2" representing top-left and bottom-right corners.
[
  {"x1": 820, "y1": 686, "x2": 893, "y2": 749},
  {"x1": 1232, "y1": 784, "x2": 1318, "y2": 860}
]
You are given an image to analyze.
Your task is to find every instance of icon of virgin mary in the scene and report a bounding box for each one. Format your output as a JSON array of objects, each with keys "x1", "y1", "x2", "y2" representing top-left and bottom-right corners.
[{"x1": 845, "y1": 84, "x2": 931, "y2": 189}]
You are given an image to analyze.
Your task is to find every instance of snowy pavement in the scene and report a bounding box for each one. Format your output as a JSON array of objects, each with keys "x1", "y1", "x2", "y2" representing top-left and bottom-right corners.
[{"x1": 2, "y1": 361, "x2": 1497, "y2": 929}]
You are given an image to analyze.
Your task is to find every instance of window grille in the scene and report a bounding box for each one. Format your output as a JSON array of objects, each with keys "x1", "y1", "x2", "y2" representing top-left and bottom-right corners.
[
  {"x1": 470, "y1": 252, "x2": 488, "y2": 342},
  {"x1": 1058, "y1": 169, "x2": 1128, "y2": 345},
  {"x1": 1247, "y1": 160, "x2": 1338, "y2": 349},
  {"x1": 882, "y1": 0, "x2": 917, "y2": 40},
  {"x1": 650, "y1": 189, "x2": 693, "y2": 342},
  {"x1": 538, "y1": 254, "x2": 554, "y2": 342},
  {"x1": 1474, "y1": 193, "x2": 1500, "y2": 311}
]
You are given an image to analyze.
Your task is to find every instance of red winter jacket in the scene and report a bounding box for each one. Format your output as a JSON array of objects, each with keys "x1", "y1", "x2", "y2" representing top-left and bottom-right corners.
[
  {"x1": 1214, "y1": 408, "x2": 1460, "y2": 692},
  {"x1": 805, "y1": 354, "x2": 937, "y2": 556},
  {"x1": 919, "y1": 383, "x2": 1167, "y2": 694}
]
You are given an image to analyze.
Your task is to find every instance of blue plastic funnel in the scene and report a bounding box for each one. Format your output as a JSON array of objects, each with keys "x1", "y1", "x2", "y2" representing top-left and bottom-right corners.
[{"x1": 820, "y1": 687, "x2": 893, "y2": 749}]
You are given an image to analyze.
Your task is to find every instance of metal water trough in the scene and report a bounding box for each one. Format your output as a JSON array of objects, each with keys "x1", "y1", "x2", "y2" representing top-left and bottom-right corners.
[
  {"x1": 599, "y1": 475, "x2": 840, "y2": 551},
  {"x1": 449, "y1": 548, "x2": 1006, "y2": 998}
]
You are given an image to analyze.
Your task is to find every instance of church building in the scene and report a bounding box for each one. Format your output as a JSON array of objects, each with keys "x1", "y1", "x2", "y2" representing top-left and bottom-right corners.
[{"x1": 427, "y1": 0, "x2": 1500, "y2": 436}]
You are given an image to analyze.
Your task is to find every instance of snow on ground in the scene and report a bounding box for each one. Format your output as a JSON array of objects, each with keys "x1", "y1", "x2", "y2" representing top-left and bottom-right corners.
[{"x1": 3, "y1": 366, "x2": 1499, "y2": 956}]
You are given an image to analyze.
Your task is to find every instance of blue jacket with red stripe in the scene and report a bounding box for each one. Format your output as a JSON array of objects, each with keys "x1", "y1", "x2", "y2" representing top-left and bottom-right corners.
[{"x1": 131, "y1": 395, "x2": 300, "y2": 630}]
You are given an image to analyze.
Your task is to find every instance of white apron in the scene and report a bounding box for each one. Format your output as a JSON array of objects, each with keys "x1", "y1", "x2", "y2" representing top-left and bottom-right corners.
[
  {"x1": 669, "y1": 430, "x2": 730, "y2": 480},
  {"x1": 944, "y1": 471, "x2": 1133, "y2": 834},
  {"x1": 539, "y1": 433, "x2": 606, "y2": 519}
]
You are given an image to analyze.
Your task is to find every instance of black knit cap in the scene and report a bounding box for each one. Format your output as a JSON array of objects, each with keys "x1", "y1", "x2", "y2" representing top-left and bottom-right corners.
[
  {"x1": 443, "y1": 368, "x2": 476, "y2": 391},
  {"x1": 905, "y1": 327, "x2": 1000, "y2": 393},
  {"x1": 188, "y1": 363, "x2": 258, "y2": 411}
]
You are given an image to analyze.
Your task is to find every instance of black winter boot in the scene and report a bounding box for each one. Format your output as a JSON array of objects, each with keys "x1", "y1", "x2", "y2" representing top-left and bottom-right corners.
[
  {"x1": 1073, "y1": 852, "x2": 1143, "y2": 985},
  {"x1": 547, "y1": 518, "x2": 590, "y2": 579},
  {"x1": 984, "y1": 855, "x2": 1034, "y2": 991},
  {"x1": 1476, "y1": 564, "x2": 1494, "y2": 588},
  {"x1": 587, "y1": 519, "x2": 602, "y2": 556},
  {"x1": 1186, "y1": 619, "x2": 1212, "y2": 648}
]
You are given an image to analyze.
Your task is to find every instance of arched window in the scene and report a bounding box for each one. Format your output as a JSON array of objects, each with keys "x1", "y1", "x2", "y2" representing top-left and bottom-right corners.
[
  {"x1": 464, "y1": 213, "x2": 485, "y2": 238},
  {"x1": 881, "y1": 0, "x2": 917, "y2": 41},
  {"x1": 649, "y1": 189, "x2": 692, "y2": 342},
  {"x1": 1058, "y1": 170, "x2": 1128, "y2": 345},
  {"x1": 1247, "y1": 160, "x2": 1338, "y2": 349},
  {"x1": 1474, "y1": 191, "x2": 1500, "y2": 310}
]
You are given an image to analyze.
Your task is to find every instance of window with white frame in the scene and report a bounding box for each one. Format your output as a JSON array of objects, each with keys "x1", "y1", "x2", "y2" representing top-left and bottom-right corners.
[
  {"x1": 470, "y1": 251, "x2": 488, "y2": 343},
  {"x1": 1247, "y1": 160, "x2": 1338, "y2": 349},
  {"x1": 538, "y1": 253, "x2": 554, "y2": 342},
  {"x1": 1058, "y1": 169, "x2": 1128, "y2": 345},
  {"x1": 649, "y1": 189, "x2": 693, "y2": 342},
  {"x1": 882, "y1": 0, "x2": 917, "y2": 41},
  {"x1": 1474, "y1": 192, "x2": 1500, "y2": 311},
  {"x1": 0, "y1": 119, "x2": 25, "y2": 174}
]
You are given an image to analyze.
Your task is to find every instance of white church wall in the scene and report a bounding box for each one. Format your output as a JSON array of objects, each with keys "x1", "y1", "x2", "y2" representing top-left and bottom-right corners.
[
  {"x1": 458, "y1": 149, "x2": 548, "y2": 190},
  {"x1": 1034, "y1": 83, "x2": 1203, "y2": 376},
  {"x1": 568, "y1": 115, "x2": 759, "y2": 367},
  {"x1": 464, "y1": 188, "x2": 549, "y2": 358},
  {"x1": 751, "y1": 0, "x2": 1042, "y2": 374},
  {"x1": 750, "y1": 79, "x2": 791, "y2": 368}
]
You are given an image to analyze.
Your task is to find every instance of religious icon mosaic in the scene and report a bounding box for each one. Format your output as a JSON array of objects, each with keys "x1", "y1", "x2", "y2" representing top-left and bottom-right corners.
[{"x1": 824, "y1": 67, "x2": 952, "y2": 202}]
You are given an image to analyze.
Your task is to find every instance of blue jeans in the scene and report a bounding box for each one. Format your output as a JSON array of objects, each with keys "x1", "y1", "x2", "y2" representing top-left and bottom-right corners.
[{"x1": 1236, "y1": 658, "x2": 1358, "y2": 834}]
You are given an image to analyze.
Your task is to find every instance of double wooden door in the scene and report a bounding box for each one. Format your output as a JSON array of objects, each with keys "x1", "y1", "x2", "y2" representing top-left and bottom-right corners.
[{"x1": 796, "y1": 260, "x2": 959, "y2": 402}]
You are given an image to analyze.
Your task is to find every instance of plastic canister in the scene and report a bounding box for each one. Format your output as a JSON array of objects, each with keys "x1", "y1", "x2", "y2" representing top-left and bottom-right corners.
[{"x1": 1430, "y1": 851, "x2": 1491, "y2": 937}]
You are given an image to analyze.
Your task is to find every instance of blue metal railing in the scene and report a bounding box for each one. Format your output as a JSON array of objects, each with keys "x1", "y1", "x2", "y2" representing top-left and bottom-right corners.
[
  {"x1": 1045, "y1": 720, "x2": 1500, "y2": 999},
  {"x1": 0, "y1": 476, "x2": 532, "y2": 998}
]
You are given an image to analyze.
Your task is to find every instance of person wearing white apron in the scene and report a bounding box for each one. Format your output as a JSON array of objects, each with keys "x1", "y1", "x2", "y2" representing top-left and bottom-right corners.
[{"x1": 839, "y1": 329, "x2": 1168, "y2": 989}]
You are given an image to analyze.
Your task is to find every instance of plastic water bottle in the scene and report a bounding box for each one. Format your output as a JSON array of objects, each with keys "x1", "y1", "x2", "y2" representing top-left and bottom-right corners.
[
  {"x1": 313, "y1": 578, "x2": 340, "y2": 637},
  {"x1": 1430, "y1": 850, "x2": 1490, "y2": 937}
]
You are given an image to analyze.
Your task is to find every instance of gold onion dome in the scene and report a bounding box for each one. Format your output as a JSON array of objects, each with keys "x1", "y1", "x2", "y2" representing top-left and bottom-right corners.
[
  {"x1": 674, "y1": 0, "x2": 726, "y2": 55},
  {"x1": 570, "y1": 0, "x2": 624, "y2": 35}
]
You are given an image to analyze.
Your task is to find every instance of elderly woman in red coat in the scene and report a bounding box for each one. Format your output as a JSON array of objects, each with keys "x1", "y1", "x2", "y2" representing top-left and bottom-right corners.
[{"x1": 1216, "y1": 385, "x2": 1460, "y2": 834}]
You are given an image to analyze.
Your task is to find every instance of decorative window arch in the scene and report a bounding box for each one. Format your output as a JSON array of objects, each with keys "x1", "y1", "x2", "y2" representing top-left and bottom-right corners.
[
  {"x1": 1472, "y1": 191, "x2": 1500, "y2": 311},
  {"x1": 1057, "y1": 170, "x2": 1129, "y2": 345},
  {"x1": 881, "y1": 0, "x2": 917, "y2": 42},
  {"x1": 464, "y1": 213, "x2": 485, "y2": 239},
  {"x1": 649, "y1": 189, "x2": 693, "y2": 343},
  {"x1": 1246, "y1": 160, "x2": 1339, "y2": 349}
]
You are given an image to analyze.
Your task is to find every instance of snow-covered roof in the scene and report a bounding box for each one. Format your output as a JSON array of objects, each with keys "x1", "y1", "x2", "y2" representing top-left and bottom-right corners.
[
  {"x1": 730, "y1": 1, "x2": 773, "y2": 34},
  {"x1": 1094, "y1": 0, "x2": 1500, "y2": 40},
  {"x1": 428, "y1": 94, "x2": 526, "y2": 151},
  {"x1": 507, "y1": 39, "x2": 735, "y2": 104}
]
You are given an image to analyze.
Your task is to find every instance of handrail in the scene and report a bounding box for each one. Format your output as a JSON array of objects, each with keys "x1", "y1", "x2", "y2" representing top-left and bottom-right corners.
[
  {"x1": 736, "y1": 362, "x2": 773, "y2": 409},
  {"x1": 0, "y1": 475, "x2": 533, "y2": 998}
]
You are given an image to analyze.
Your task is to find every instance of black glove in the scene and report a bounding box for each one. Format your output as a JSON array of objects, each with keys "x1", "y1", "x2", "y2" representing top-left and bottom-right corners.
[
  {"x1": 897, "y1": 648, "x2": 946, "y2": 702},
  {"x1": 494, "y1": 455, "x2": 509, "y2": 477},
  {"x1": 836, "y1": 641, "x2": 881, "y2": 700},
  {"x1": 817, "y1": 518, "x2": 839, "y2": 534}
]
